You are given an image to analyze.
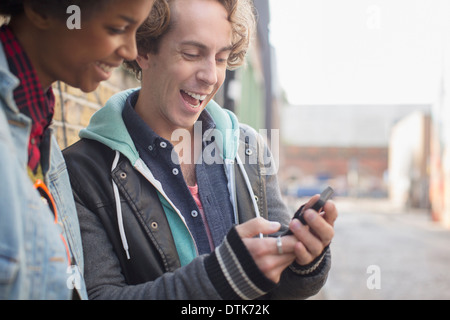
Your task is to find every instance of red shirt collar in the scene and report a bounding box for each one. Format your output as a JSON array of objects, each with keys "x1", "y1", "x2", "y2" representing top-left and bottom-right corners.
[{"x1": 0, "y1": 25, "x2": 55, "y2": 172}]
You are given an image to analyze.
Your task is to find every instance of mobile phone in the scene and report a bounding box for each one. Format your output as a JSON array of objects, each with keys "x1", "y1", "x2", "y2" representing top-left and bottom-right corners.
[{"x1": 283, "y1": 186, "x2": 334, "y2": 235}]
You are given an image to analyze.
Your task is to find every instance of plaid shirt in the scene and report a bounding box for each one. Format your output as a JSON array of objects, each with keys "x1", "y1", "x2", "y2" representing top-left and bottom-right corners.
[{"x1": 0, "y1": 25, "x2": 55, "y2": 172}]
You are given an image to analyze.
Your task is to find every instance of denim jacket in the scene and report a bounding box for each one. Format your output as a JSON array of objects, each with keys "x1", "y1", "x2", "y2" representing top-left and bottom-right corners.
[{"x1": 0, "y1": 42, "x2": 87, "y2": 300}]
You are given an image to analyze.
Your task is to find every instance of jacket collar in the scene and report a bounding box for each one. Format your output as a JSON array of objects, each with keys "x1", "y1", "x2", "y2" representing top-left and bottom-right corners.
[
  {"x1": 122, "y1": 89, "x2": 218, "y2": 154},
  {"x1": 0, "y1": 41, "x2": 20, "y2": 114}
]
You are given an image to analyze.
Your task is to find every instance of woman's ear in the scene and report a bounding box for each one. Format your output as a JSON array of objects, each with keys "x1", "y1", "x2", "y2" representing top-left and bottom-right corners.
[{"x1": 22, "y1": 2, "x2": 53, "y2": 29}]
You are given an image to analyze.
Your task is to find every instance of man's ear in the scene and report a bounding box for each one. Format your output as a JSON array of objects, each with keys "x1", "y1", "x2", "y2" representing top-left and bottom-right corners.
[
  {"x1": 22, "y1": 2, "x2": 53, "y2": 29},
  {"x1": 136, "y1": 52, "x2": 151, "y2": 70}
]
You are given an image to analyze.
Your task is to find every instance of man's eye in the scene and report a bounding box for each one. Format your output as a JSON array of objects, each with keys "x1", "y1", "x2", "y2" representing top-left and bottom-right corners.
[
  {"x1": 183, "y1": 53, "x2": 200, "y2": 59},
  {"x1": 216, "y1": 58, "x2": 228, "y2": 65}
]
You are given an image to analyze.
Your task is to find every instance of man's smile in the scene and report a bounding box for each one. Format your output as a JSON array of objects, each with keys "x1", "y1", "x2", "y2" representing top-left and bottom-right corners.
[{"x1": 180, "y1": 89, "x2": 208, "y2": 108}]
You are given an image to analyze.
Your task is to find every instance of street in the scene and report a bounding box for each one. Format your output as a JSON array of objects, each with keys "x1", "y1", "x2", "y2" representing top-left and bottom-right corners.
[{"x1": 308, "y1": 198, "x2": 450, "y2": 300}]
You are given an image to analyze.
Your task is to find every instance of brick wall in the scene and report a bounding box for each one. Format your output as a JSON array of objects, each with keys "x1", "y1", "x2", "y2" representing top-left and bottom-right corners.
[
  {"x1": 280, "y1": 145, "x2": 389, "y2": 197},
  {"x1": 51, "y1": 67, "x2": 139, "y2": 149},
  {"x1": 282, "y1": 145, "x2": 388, "y2": 176}
]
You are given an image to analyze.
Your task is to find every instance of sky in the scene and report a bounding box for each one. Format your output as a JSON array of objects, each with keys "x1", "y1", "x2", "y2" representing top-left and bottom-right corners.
[{"x1": 268, "y1": 0, "x2": 450, "y2": 106}]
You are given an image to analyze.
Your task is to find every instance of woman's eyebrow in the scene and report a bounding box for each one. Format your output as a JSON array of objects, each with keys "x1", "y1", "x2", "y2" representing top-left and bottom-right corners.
[{"x1": 119, "y1": 15, "x2": 138, "y2": 24}]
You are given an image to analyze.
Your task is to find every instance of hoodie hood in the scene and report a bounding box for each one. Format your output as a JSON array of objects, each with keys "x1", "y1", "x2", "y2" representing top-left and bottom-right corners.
[{"x1": 79, "y1": 88, "x2": 140, "y2": 165}]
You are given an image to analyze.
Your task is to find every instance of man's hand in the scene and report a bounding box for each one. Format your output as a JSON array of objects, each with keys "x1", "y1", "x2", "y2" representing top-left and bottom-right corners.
[
  {"x1": 235, "y1": 218, "x2": 298, "y2": 283},
  {"x1": 289, "y1": 195, "x2": 337, "y2": 266},
  {"x1": 234, "y1": 196, "x2": 337, "y2": 283}
]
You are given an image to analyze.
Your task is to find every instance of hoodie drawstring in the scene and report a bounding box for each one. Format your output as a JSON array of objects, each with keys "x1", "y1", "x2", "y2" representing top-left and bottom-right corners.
[
  {"x1": 111, "y1": 151, "x2": 261, "y2": 260},
  {"x1": 111, "y1": 151, "x2": 131, "y2": 260},
  {"x1": 236, "y1": 154, "x2": 263, "y2": 239},
  {"x1": 236, "y1": 154, "x2": 262, "y2": 221},
  {"x1": 224, "y1": 159, "x2": 239, "y2": 225}
]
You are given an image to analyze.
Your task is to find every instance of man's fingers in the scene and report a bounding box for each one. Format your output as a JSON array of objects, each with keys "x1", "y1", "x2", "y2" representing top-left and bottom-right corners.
[
  {"x1": 303, "y1": 209, "x2": 335, "y2": 245},
  {"x1": 235, "y1": 217, "x2": 281, "y2": 239},
  {"x1": 290, "y1": 218, "x2": 324, "y2": 256},
  {"x1": 293, "y1": 241, "x2": 311, "y2": 265},
  {"x1": 304, "y1": 194, "x2": 320, "y2": 210},
  {"x1": 322, "y1": 200, "x2": 338, "y2": 227},
  {"x1": 242, "y1": 236, "x2": 297, "y2": 283}
]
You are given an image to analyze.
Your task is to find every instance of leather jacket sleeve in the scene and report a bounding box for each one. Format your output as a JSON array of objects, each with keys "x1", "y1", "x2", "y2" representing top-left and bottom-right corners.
[
  {"x1": 64, "y1": 126, "x2": 331, "y2": 300},
  {"x1": 75, "y1": 198, "x2": 222, "y2": 299}
]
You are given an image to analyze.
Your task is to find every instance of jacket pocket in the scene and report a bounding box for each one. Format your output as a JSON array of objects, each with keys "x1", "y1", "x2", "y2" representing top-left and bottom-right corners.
[{"x1": 0, "y1": 254, "x2": 19, "y2": 284}]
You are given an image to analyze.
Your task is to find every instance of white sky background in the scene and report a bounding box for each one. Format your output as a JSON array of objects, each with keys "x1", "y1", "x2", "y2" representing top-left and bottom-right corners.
[{"x1": 268, "y1": 0, "x2": 450, "y2": 106}]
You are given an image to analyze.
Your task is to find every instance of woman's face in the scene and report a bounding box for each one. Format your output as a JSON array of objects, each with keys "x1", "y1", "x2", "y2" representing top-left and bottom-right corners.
[{"x1": 34, "y1": 0, "x2": 154, "y2": 92}]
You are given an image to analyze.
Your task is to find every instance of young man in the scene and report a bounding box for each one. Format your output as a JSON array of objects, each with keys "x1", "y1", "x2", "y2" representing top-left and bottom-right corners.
[
  {"x1": 63, "y1": 0, "x2": 337, "y2": 299},
  {"x1": 0, "y1": 0, "x2": 154, "y2": 299}
]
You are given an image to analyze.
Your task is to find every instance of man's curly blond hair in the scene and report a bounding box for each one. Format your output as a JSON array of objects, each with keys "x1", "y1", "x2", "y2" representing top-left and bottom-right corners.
[{"x1": 124, "y1": 0, "x2": 256, "y2": 79}]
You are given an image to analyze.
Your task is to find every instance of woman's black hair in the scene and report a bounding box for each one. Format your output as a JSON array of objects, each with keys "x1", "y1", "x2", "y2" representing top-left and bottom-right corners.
[
  {"x1": 0, "y1": 0, "x2": 114, "y2": 19},
  {"x1": 0, "y1": 0, "x2": 24, "y2": 16}
]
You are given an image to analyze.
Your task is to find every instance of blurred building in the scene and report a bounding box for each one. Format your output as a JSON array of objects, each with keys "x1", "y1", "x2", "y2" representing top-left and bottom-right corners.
[
  {"x1": 389, "y1": 112, "x2": 431, "y2": 209},
  {"x1": 425, "y1": 0, "x2": 450, "y2": 228},
  {"x1": 217, "y1": 0, "x2": 283, "y2": 134},
  {"x1": 430, "y1": 51, "x2": 450, "y2": 228},
  {"x1": 280, "y1": 104, "x2": 430, "y2": 198}
]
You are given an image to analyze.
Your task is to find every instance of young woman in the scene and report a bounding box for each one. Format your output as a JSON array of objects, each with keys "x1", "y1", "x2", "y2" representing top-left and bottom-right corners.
[{"x1": 0, "y1": 0, "x2": 154, "y2": 299}]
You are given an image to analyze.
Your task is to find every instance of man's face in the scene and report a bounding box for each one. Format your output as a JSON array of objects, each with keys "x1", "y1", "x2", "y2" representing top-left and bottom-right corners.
[{"x1": 137, "y1": 0, "x2": 233, "y2": 135}]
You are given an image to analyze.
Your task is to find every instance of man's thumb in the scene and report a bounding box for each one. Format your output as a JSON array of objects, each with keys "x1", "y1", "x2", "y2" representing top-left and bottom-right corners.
[{"x1": 235, "y1": 217, "x2": 281, "y2": 238}]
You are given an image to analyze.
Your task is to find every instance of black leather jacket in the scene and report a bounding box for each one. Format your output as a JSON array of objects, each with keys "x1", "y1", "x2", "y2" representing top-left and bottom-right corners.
[{"x1": 63, "y1": 125, "x2": 331, "y2": 299}]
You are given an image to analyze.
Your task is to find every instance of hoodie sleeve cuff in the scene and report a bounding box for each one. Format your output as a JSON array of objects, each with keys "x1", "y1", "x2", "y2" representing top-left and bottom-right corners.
[
  {"x1": 288, "y1": 245, "x2": 329, "y2": 277},
  {"x1": 204, "y1": 227, "x2": 276, "y2": 300}
]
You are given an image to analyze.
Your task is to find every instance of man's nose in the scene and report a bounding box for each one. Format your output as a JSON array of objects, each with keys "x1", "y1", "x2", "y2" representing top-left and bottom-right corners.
[{"x1": 197, "y1": 58, "x2": 218, "y2": 86}]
